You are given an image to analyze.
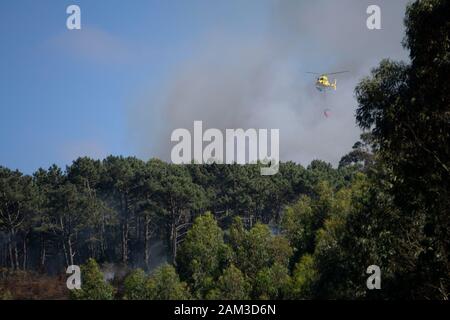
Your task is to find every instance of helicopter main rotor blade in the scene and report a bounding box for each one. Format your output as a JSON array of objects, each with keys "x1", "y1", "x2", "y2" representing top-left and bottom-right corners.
[
  {"x1": 305, "y1": 72, "x2": 321, "y2": 74},
  {"x1": 327, "y1": 71, "x2": 349, "y2": 75}
]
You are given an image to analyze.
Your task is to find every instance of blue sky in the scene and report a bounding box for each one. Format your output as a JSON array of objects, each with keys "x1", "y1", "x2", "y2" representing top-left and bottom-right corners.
[
  {"x1": 0, "y1": 0, "x2": 409, "y2": 173},
  {"x1": 0, "y1": 0, "x2": 272, "y2": 173}
]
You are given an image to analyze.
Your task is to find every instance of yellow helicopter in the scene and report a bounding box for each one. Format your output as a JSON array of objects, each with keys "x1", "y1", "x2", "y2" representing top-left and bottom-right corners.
[{"x1": 307, "y1": 71, "x2": 348, "y2": 91}]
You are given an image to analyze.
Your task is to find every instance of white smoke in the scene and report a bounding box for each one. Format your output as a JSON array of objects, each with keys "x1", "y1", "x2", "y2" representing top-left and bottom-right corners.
[{"x1": 128, "y1": 0, "x2": 410, "y2": 166}]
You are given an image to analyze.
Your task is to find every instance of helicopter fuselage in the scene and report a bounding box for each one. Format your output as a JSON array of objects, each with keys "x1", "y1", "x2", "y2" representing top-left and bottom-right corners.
[{"x1": 315, "y1": 75, "x2": 337, "y2": 91}]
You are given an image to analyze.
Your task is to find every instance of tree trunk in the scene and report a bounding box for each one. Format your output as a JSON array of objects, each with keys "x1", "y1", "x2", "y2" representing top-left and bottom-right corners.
[
  {"x1": 144, "y1": 216, "x2": 150, "y2": 269},
  {"x1": 100, "y1": 212, "x2": 106, "y2": 259},
  {"x1": 40, "y1": 236, "x2": 46, "y2": 271},
  {"x1": 59, "y1": 216, "x2": 69, "y2": 267},
  {"x1": 121, "y1": 194, "x2": 130, "y2": 265},
  {"x1": 136, "y1": 213, "x2": 141, "y2": 241},
  {"x1": 8, "y1": 237, "x2": 14, "y2": 269},
  {"x1": 67, "y1": 237, "x2": 74, "y2": 266},
  {"x1": 11, "y1": 230, "x2": 19, "y2": 270},
  {"x1": 13, "y1": 244, "x2": 19, "y2": 270},
  {"x1": 170, "y1": 220, "x2": 177, "y2": 265},
  {"x1": 121, "y1": 221, "x2": 129, "y2": 264},
  {"x1": 22, "y1": 235, "x2": 27, "y2": 270},
  {"x1": 61, "y1": 238, "x2": 69, "y2": 268}
]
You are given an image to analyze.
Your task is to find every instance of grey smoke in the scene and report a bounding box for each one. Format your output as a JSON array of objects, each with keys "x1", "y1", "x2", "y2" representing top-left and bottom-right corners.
[
  {"x1": 100, "y1": 240, "x2": 168, "y2": 281},
  {"x1": 129, "y1": 0, "x2": 410, "y2": 166}
]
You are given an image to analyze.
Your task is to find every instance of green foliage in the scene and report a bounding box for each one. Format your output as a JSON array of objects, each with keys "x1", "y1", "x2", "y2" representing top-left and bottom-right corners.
[
  {"x1": 307, "y1": 175, "x2": 374, "y2": 299},
  {"x1": 269, "y1": 236, "x2": 293, "y2": 267},
  {"x1": 227, "y1": 218, "x2": 294, "y2": 298},
  {"x1": 147, "y1": 264, "x2": 191, "y2": 300},
  {"x1": 177, "y1": 213, "x2": 228, "y2": 297},
  {"x1": 253, "y1": 263, "x2": 291, "y2": 300},
  {"x1": 122, "y1": 265, "x2": 192, "y2": 300},
  {"x1": 0, "y1": 290, "x2": 13, "y2": 300},
  {"x1": 281, "y1": 180, "x2": 335, "y2": 259},
  {"x1": 353, "y1": 0, "x2": 450, "y2": 299},
  {"x1": 207, "y1": 264, "x2": 250, "y2": 300},
  {"x1": 339, "y1": 133, "x2": 375, "y2": 170},
  {"x1": 70, "y1": 259, "x2": 114, "y2": 300},
  {"x1": 290, "y1": 254, "x2": 317, "y2": 299},
  {"x1": 281, "y1": 196, "x2": 315, "y2": 256},
  {"x1": 123, "y1": 269, "x2": 149, "y2": 300},
  {"x1": 239, "y1": 224, "x2": 273, "y2": 277},
  {"x1": 231, "y1": 222, "x2": 293, "y2": 279}
]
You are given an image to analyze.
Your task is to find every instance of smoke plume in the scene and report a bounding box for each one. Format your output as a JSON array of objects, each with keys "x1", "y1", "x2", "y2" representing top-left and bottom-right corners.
[{"x1": 129, "y1": 0, "x2": 410, "y2": 166}]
